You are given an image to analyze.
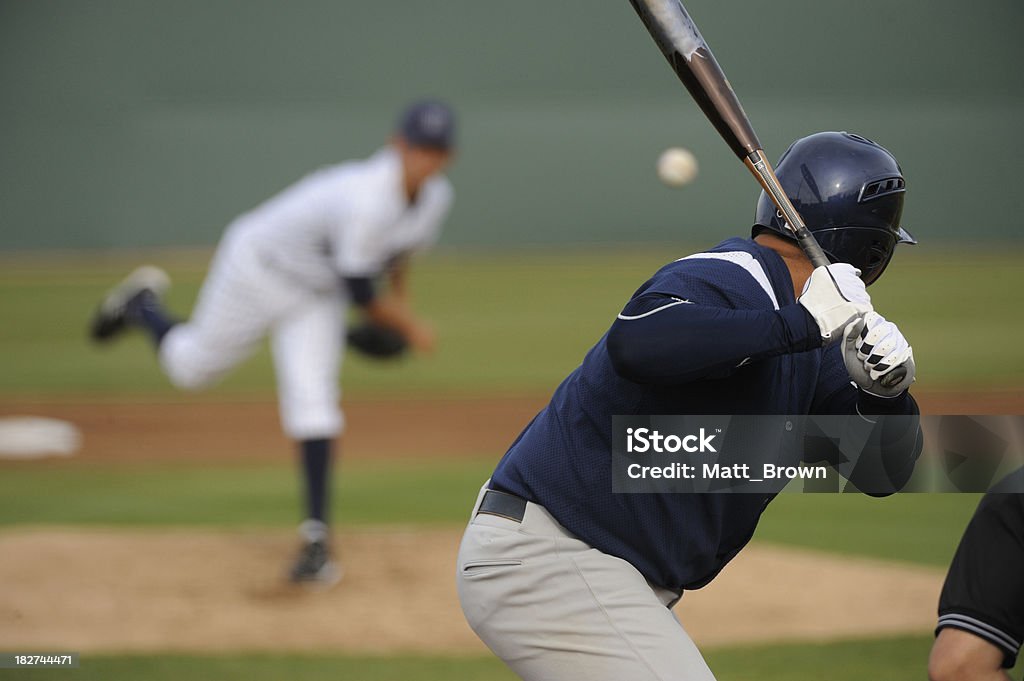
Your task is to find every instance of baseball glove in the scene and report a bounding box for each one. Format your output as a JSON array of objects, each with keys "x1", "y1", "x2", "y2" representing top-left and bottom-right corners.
[{"x1": 347, "y1": 323, "x2": 408, "y2": 359}]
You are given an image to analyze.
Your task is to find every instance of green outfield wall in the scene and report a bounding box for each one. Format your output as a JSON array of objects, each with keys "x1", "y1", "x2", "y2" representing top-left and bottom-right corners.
[{"x1": 1, "y1": 0, "x2": 1021, "y2": 250}]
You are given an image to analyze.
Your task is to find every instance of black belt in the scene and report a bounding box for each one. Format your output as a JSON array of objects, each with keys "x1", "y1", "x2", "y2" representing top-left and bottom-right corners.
[{"x1": 476, "y1": 489, "x2": 527, "y2": 522}]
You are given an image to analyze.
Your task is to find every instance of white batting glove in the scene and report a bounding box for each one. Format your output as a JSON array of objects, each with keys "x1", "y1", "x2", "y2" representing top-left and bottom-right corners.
[
  {"x1": 798, "y1": 264, "x2": 872, "y2": 344},
  {"x1": 842, "y1": 312, "x2": 915, "y2": 397}
]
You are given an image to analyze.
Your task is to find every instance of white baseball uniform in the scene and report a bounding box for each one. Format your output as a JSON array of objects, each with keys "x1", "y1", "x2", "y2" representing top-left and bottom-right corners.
[{"x1": 159, "y1": 146, "x2": 453, "y2": 439}]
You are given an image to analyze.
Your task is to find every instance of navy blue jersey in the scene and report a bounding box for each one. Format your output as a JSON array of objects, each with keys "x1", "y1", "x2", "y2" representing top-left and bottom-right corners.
[{"x1": 490, "y1": 237, "x2": 918, "y2": 592}]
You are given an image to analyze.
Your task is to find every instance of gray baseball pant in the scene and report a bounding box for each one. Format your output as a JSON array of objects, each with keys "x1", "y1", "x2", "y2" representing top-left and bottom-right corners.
[{"x1": 456, "y1": 482, "x2": 717, "y2": 681}]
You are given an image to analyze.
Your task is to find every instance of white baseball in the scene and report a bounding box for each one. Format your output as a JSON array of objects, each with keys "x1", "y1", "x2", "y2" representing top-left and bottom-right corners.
[{"x1": 657, "y1": 147, "x2": 698, "y2": 187}]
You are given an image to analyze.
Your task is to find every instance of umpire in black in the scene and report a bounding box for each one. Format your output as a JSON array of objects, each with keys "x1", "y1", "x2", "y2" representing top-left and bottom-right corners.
[{"x1": 929, "y1": 469, "x2": 1024, "y2": 680}]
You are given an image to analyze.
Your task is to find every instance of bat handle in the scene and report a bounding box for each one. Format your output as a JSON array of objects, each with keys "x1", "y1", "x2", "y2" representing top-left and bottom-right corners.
[
  {"x1": 880, "y1": 366, "x2": 908, "y2": 389},
  {"x1": 744, "y1": 150, "x2": 831, "y2": 269}
]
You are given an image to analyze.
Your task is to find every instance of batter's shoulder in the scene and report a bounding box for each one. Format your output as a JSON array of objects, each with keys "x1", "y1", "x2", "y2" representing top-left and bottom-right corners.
[{"x1": 640, "y1": 237, "x2": 784, "y2": 309}]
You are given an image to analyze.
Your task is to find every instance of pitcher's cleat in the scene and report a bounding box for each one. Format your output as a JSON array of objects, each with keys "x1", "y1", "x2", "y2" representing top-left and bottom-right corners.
[
  {"x1": 89, "y1": 266, "x2": 171, "y2": 342},
  {"x1": 289, "y1": 539, "x2": 342, "y2": 586},
  {"x1": 289, "y1": 519, "x2": 342, "y2": 587}
]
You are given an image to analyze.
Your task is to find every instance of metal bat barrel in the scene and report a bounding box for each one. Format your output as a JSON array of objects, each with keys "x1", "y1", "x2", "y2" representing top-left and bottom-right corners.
[
  {"x1": 628, "y1": 0, "x2": 831, "y2": 269},
  {"x1": 628, "y1": 0, "x2": 760, "y2": 160}
]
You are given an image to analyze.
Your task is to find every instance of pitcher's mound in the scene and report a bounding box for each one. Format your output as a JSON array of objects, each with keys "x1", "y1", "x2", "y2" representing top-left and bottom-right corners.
[{"x1": 0, "y1": 527, "x2": 943, "y2": 653}]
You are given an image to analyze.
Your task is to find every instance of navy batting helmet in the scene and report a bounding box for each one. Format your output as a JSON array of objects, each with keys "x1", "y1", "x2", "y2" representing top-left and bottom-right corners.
[{"x1": 752, "y1": 131, "x2": 916, "y2": 286}]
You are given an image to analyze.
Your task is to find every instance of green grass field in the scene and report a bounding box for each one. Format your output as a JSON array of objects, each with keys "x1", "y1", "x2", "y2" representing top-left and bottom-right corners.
[
  {"x1": 1, "y1": 248, "x2": 1020, "y2": 681},
  {"x1": 1, "y1": 246, "x2": 1022, "y2": 397},
  {"x1": 10, "y1": 636, "x2": 937, "y2": 681},
  {"x1": 0, "y1": 459, "x2": 979, "y2": 567}
]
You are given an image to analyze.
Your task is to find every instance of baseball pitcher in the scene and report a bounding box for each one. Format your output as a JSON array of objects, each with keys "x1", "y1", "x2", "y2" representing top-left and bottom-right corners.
[
  {"x1": 457, "y1": 132, "x2": 923, "y2": 680},
  {"x1": 90, "y1": 100, "x2": 456, "y2": 585}
]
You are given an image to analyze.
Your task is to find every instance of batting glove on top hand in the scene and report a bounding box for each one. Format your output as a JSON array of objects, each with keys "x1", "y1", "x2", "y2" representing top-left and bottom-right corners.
[
  {"x1": 842, "y1": 311, "x2": 915, "y2": 397},
  {"x1": 798, "y1": 264, "x2": 872, "y2": 344}
]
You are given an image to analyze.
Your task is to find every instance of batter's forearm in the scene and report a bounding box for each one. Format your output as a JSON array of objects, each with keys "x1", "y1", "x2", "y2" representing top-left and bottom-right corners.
[
  {"x1": 606, "y1": 296, "x2": 820, "y2": 385},
  {"x1": 856, "y1": 391, "x2": 922, "y2": 495},
  {"x1": 809, "y1": 389, "x2": 923, "y2": 495}
]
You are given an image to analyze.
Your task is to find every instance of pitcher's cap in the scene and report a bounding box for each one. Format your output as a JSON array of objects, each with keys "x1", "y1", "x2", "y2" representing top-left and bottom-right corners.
[{"x1": 398, "y1": 100, "x2": 456, "y2": 150}]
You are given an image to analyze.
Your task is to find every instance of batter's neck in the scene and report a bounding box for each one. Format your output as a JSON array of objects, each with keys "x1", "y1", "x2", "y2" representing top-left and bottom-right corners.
[{"x1": 754, "y1": 233, "x2": 814, "y2": 300}]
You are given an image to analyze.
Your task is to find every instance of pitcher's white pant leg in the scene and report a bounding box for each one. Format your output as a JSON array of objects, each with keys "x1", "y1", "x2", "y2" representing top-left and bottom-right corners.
[
  {"x1": 457, "y1": 484, "x2": 716, "y2": 681},
  {"x1": 271, "y1": 291, "x2": 345, "y2": 441},
  {"x1": 159, "y1": 241, "x2": 281, "y2": 391}
]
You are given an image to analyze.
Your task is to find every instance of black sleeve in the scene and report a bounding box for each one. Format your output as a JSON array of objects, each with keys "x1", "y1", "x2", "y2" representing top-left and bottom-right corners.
[
  {"x1": 856, "y1": 393, "x2": 923, "y2": 495},
  {"x1": 806, "y1": 343, "x2": 923, "y2": 495},
  {"x1": 343, "y1": 276, "x2": 376, "y2": 307},
  {"x1": 605, "y1": 293, "x2": 821, "y2": 385},
  {"x1": 937, "y1": 485, "x2": 1024, "y2": 669}
]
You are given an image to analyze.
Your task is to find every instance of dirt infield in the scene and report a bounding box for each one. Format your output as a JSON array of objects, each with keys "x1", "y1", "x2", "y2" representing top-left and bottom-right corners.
[
  {"x1": 0, "y1": 391, "x2": 1011, "y2": 655},
  {"x1": 0, "y1": 527, "x2": 944, "y2": 654},
  {"x1": 0, "y1": 396, "x2": 547, "y2": 462},
  {"x1": 2, "y1": 389, "x2": 1020, "y2": 464}
]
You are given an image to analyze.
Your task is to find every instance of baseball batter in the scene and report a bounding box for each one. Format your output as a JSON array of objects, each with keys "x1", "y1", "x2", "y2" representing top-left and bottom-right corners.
[
  {"x1": 90, "y1": 100, "x2": 456, "y2": 585},
  {"x1": 457, "y1": 132, "x2": 923, "y2": 680}
]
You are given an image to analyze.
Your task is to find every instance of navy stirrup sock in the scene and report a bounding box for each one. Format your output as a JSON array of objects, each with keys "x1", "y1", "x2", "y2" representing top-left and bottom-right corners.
[
  {"x1": 127, "y1": 290, "x2": 178, "y2": 346},
  {"x1": 300, "y1": 438, "x2": 332, "y2": 525}
]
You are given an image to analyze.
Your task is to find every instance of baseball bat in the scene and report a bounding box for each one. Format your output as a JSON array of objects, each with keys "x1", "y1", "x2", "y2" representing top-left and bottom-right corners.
[
  {"x1": 630, "y1": 0, "x2": 909, "y2": 388},
  {"x1": 627, "y1": 0, "x2": 830, "y2": 269}
]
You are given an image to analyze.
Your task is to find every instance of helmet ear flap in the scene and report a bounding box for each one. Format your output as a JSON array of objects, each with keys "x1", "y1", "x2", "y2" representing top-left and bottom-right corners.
[
  {"x1": 751, "y1": 193, "x2": 798, "y2": 239},
  {"x1": 813, "y1": 227, "x2": 898, "y2": 286}
]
